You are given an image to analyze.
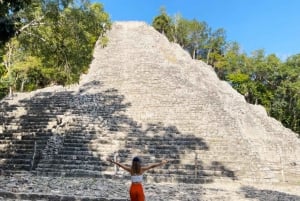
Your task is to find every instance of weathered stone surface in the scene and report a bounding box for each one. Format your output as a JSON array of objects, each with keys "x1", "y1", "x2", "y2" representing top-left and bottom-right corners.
[
  {"x1": 82, "y1": 21, "x2": 300, "y2": 183},
  {"x1": 1, "y1": 21, "x2": 300, "y2": 200},
  {"x1": 0, "y1": 173, "x2": 300, "y2": 200}
]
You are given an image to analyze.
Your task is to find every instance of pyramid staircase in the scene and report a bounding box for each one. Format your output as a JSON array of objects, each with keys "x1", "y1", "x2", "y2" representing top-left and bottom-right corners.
[
  {"x1": 0, "y1": 90, "x2": 73, "y2": 174},
  {"x1": 0, "y1": 85, "x2": 238, "y2": 184},
  {"x1": 1, "y1": 22, "x2": 300, "y2": 185}
]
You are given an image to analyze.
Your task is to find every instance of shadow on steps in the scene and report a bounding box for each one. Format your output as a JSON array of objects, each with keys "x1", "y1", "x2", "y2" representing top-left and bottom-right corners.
[{"x1": 0, "y1": 80, "x2": 236, "y2": 183}]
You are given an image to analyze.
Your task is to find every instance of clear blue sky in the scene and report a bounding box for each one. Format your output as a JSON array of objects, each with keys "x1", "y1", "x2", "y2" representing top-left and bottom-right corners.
[{"x1": 93, "y1": 0, "x2": 300, "y2": 60}]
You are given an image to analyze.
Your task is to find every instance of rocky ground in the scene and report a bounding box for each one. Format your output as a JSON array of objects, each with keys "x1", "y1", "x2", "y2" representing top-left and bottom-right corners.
[{"x1": 1, "y1": 173, "x2": 300, "y2": 201}]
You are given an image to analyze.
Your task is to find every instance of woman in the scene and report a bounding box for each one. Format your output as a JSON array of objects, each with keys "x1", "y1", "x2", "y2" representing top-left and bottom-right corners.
[{"x1": 107, "y1": 156, "x2": 168, "y2": 201}]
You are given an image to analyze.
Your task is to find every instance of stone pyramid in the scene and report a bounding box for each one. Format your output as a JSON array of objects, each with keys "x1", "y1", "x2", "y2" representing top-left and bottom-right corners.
[{"x1": 1, "y1": 21, "x2": 300, "y2": 184}]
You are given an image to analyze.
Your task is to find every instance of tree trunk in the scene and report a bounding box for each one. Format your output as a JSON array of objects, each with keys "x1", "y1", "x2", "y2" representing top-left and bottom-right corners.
[
  {"x1": 9, "y1": 86, "x2": 13, "y2": 98},
  {"x1": 206, "y1": 48, "x2": 211, "y2": 64},
  {"x1": 193, "y1": 48, "x2": 196, "y2": 59},
  {"x1": 20, "y1": 79, "x2": 26, "y2": 92}
]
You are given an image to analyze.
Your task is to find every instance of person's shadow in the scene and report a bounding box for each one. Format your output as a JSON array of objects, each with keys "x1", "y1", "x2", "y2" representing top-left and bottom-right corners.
[{"x1": 241, "y1": 186, "x2": 300, "y2": 201}]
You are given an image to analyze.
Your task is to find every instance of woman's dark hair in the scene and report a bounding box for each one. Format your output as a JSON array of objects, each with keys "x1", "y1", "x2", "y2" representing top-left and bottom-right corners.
[{"x1": 132, "y1": 157, "x2": 141, "y2": 174}]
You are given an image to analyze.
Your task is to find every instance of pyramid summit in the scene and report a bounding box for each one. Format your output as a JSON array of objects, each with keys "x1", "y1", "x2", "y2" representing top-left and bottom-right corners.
[{"x1": 1, "y1": 21, "x2": 300, "y2": 200}]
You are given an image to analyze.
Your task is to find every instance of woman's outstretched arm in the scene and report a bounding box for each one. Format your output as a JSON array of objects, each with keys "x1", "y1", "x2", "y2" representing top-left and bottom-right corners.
[
  {"x1": 107, "y1": 158, "x2": 131, "y2": 173},
  {"x1": 142, "y1": 160, "x2": 168, "y2": 172}
]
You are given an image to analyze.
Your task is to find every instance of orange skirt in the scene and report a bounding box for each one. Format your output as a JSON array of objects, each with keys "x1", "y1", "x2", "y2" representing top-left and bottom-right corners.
[{"x1": 129, "y1": 183, "x2": 145, "y2": 201}]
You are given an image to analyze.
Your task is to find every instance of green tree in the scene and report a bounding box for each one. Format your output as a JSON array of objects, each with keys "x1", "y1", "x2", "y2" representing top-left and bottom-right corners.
[
  {"x1": 11, "y1": 56, "x2": 43, "y2": 91},
  {"x1": 172, "y1": 13, "x2": 190, "y2": 48},
  {"x1": 20, "y1": 0, "x2": 110, "y2": 84},
  {"x1": 272, "y1": 54, "x2": 300, "y2": 133},
  {"x1": 152, "y1": 7, "x2": 174, "y2": 42},
  {"x1": 0, "y1": 0, "x2": 32, "y2": 47},
  {"x1": 215, "y1": 42, "x2": 248, "y2": 79},
  {"x1": 205, "y1": 28, "x2": 226, "y2": 66},
  {"x1": 0, "y1": 46, "x2": 9, "y2": 98},
  {"x1": 1, "y1": 0, "x2": 111, "y2": 95},
  {"x1": 186, "y1": 19, "x2": 208, "y2": 59}
]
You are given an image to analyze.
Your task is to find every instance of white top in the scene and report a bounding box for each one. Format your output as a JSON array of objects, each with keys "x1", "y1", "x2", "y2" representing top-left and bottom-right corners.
[{"x1": 131, "y1": 175, "x2": 143, "y2": 183}]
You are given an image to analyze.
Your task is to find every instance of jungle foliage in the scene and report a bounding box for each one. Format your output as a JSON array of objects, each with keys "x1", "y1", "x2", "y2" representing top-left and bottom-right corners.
[
  {"x1": 152, "y1": 9, "x2": 300, "y2": 136},
  {"x1": 0, "y1": 0, "x2": 111, "y2": 97}
]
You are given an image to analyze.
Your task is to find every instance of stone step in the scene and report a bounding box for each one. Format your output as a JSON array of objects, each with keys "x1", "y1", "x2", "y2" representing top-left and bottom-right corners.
[
  {"x1": 36, "y1": 163, "x2": 103, "y2": 171},
  {"x1": 17, "y1": 125, "x2": 48, "y2": 130},
  {"x1": 58, "y1": 150, "x2": 95, "y2": 155},
  {"x1": 125, "y1": 142, "x2": 208, "y2": 150},
  {"x1": 19, "y1": 120, "x2": 50, "y2": 124},
  {"x1": 0, "y1": 163, "x2": 31, "y2": 170},
  {"x1": 111, "y1": 173, "x2": 215, "y2": 184},
  {"x1": 23, "y1": 115, "x2": 49, "y2": 122},
  {"x1": 21, "y1": 113, "x2": 55, "y2": 117},
  {"x1": 1, "y1": 143, "x2": 46, "y2": 149},
  {"x1": 64, "y1": 136, "x2": 95, "y2": 141},
  {"x1": 147, "y1": 174, "x2": 214, "y2": 184},
  {"x1": 0, "y1": 139, "x2": 46, "y2": 145},
  {"x1": 0, "y1": 134, "x2": 14, "y2": 140},
  {"x1": 35, "y1": 161, "x2": 114, "y2": 174},
  {"x1": 0, "y1": 169, "x2": 32, "y2": 176},
  {"x1": 21, "y1": 135, "x2": 52, "y2": 141},
  {"x1": 65, "y1": 128, "x2": 98, "y2": 132},
  {"x1": 21, "y1": 132, "x2": 53, "y2": 136},
  {"x1": 123, "y1": 145, "x2": 203, "y2": 152},
  {"x1": 62, "y1": 142, "x2": 94, "y2": 147},
  {"x1": 35, "y1": 168, "x2": 104, "y2": 177},
  {"x1": 0, "y1": 148, "x2": 38, "y2": 154},
  {"x1": 38, "y1": 159, "x2": 105, "y2": 166},
  {"x1": 63, "y1": 138, "x2": 92, "y2": 144},
  {"x1": 0, "y1": 158, "x2": 32, "y2": 164},
  {"x1": 0, "y1": 122, "x2": 18, "y2": 126},
  {"x1": 147, "y1": 167, "x2": 225, "y2": 176},
  {"x1": 146, "y1": 149, "x2": 188, "y2": 155},
  {"x1": 114, "y1": 153, "x2": 196, "y2": 161},
  {"x1": 45, "y1": 154, "x2": 102, "y2": 161},
  {"x1": 0, "y1": 134, "x2": 50, "y2": 142},
  {"x1": 60, "y1": 146, "x2": 92, "y2": 152},
  {"x1": 126, "y1": 137, "x2": 205, "y2": 144},
  {"x1": 2, "y1": 144, "x2": 45, "y2": 154},
  {"x1": 0, "y1": 153, "x2": 33, "y2": 159}
]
